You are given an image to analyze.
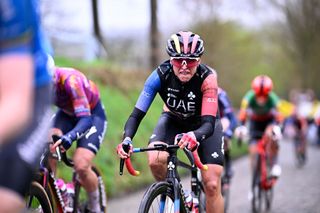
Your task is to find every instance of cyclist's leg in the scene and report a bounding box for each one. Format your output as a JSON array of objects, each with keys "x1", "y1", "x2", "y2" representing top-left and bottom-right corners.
[
  {"x1": 147, "y1": 112, "x2": 180, "y2": 181},
  {"x1": 147, "y1": 142, "x2": 169, "y2": 181},
  {"x1": 198, "y1": 120, "x2": 224, "y2": 213},
  {"x1": 73, "y1": 148, "x2": 97, "y2": 189},
  {"x1": 75, "y1": 101, "x2": 107, "y2": 212},
  {"x1": 0, "y1": 85, "x2": 51, "y2": 212},
  {"x1": 248, "y1": 141, "x2": 258, "y2": 173}
]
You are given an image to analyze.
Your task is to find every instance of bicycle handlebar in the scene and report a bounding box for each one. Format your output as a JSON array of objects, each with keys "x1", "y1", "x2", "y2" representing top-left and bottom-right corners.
[
  {"x1": 119, "y1": 141, "x2": 132, "y2": 175},
  {"x1": 120, "y1": 143, "x2": 208, "y2": 176},
  {"x1": 51, "y1": 135, "x2": 74, "y2": 167}
]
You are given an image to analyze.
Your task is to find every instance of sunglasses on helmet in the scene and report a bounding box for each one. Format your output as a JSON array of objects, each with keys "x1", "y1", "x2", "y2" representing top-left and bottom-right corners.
[{"x1": 170, "y1": 57, "x2": 200, "y2": 68}]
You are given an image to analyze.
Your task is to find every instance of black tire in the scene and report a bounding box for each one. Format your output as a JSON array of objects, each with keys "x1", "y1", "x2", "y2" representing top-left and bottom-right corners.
[
  {"x1": 73, "y1": 166, "x2": 107, "y2": 213},
  {"x1": 198, "y1": 183, "x2": 206, "y2": 213},
  {"x1": 265, "y1": 188, "x2": 273, "y2": 211},
  {"x1": 251, "y1": 154, "x2": 262, "y2": 213},
  {"x1": 221, "y1": 177, "x2": 230, "y2": 213},
  {"x1": 294, "y1": 138, "x2": 306, "y2": 168},
  {"x1": 26, "y1": 181, "x2": 53, "y2": 213},
  {"x1": 264, "y1": 157, "x2": 274, "y2": 211},
  {"x1": 93, "y1": 166, "x2": 107, "y2": 213},
  {"x1": 138, "y1": 182, "x2": 186, "y2": 213}
]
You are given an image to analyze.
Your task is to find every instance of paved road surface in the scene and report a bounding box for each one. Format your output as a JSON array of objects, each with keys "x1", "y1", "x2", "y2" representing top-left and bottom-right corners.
[{"x1": 108, "y1": 140, "x2": 320, "y2": 213}]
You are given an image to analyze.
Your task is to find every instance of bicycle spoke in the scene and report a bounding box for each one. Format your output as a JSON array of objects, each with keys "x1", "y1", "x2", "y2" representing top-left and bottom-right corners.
[
  {"x1": 25, "y1": 194, "x2": 44, "y2": 212},
  {"x1": 145, "y1": 194, "x2": 174, "y2": 213}
]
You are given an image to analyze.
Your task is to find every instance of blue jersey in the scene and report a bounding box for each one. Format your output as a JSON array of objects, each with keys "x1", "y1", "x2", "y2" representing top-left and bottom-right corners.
[
  {"x1": 0, "y1": 0, "x2": 51, "y2": 87},
  {"x1": 218, "y1": 87, "x2": 238, "y2": 137}
]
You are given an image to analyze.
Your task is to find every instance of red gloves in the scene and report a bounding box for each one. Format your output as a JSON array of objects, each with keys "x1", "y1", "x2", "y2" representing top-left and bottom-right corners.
[
  {"x1": 176, "y1": 132, "x2": 199, "y2": 152},
  {"x1": 117, "y1": 137, "x2": 133, "y2": 158}
]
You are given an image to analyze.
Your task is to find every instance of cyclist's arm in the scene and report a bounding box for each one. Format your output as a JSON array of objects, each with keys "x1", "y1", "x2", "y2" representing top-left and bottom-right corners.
[
  {"x1": 123, "y1": 71, "x2": 161, "y2": 139},
  {"x1": 0, "y1": 3, "x2": 34, "y2": 142},
  {"x1": 271, "y1": 92, "x2": 284, "y2": 123},
  {"x1": 238, "y1": 90, "x2": 254, "y2": 125},
  {"x1": 219, "y1": 91, "x2": 238, "y2": 135},
  {"x1": 193, "y1": 74, "x2": 218, "y2": 142},
  {"x1": 64, "y1": 76, "x2": 93, "y2": 141}
]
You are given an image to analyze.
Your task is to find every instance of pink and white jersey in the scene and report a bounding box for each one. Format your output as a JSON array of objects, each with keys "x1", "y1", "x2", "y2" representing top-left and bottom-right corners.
[{"x1": 54, "y1": 67, "x2": 100, "y2": 117}]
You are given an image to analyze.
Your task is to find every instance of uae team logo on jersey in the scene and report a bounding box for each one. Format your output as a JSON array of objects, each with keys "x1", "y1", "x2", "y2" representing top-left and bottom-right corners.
[{"x1": 166, "y1": 88, "x2": 196, "y2": 118}]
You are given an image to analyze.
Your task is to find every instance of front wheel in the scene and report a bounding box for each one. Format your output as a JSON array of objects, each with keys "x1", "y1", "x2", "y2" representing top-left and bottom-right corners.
[
  {"x1": 221, "y1": 176, "x2": 230, "y2": 213},
  {"x1": 138, "y1": 182, "x2": 186, "y2": 213},
  {"x1": 25, "y1": 181, "x2": 53, "y2": 213},
  {"x1": 265, "y1": 188, "x2": 273, "y2": 211},
  {"x1": 251, "y1": 154, "x2": 262, "y2": 213},
  {"x1": 198, "y1": 183, "x2": 206, "y2": 213}
]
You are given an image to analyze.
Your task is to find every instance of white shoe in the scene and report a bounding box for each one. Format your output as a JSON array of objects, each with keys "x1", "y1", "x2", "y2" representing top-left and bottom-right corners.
[{"x1": 271, "y1": 164, "x2": 282, "y2": 178}]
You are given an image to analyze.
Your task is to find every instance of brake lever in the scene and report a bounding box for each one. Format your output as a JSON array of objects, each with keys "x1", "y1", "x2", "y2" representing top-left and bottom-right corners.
[{"x1": 55, "y1": 146, "x2": 61, "y2": 161}]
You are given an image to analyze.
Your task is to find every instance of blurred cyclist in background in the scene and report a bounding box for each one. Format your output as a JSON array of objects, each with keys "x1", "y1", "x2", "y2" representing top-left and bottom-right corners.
[
  {"x1": 218, "y1": 87, "x2": 238, "y2": 180},
  {"x1": 314, "y1": 109, "x2": 320, "y2": 147},
  {"x1": 236, "y1": 75, "x2": 283, "y2": 181},
  {"x1": 117, "y1": 31, "x2": 225, "y2": 213},
  {"x1": 50, "y1": 61, "x2": 107, "y2": 213},
  {"x1": 0, "y1": 0, "x2": 52, "y2": 212}
]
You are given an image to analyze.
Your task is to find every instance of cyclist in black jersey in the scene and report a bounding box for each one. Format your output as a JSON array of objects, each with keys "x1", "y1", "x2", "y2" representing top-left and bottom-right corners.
[
  {"x1": 0, "y1": 1, "x2": 52, "y2": 212},
  {"x1": 117, "y1": 31, "x2": 224, "y2": 213}
]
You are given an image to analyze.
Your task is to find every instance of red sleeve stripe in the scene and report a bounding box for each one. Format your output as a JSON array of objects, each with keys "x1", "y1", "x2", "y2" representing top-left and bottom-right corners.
[{"x1": 201, "y1": 74, "x2": 218, "y2": 116}]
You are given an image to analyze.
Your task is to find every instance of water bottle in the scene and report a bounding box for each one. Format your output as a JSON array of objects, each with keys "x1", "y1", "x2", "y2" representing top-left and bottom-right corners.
[
  {"x1": 65, "y1": 182, "x2": 75, "y2": 213},
  {"x1": 56, "y1": 179, "x2": 69, "y2": 209},
  {"x1": 184, "y1": 190, "x2": 193, "y2": 210},
  {"x1": 192, "y1": 196, "x2": 199, "y2": 213},
  {"x1": 56, "y1": 179, "x2": 74, "y2": 213}
]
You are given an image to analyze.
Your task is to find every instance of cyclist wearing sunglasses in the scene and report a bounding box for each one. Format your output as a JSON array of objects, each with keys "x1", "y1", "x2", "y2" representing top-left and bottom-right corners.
[
  {"x1": 236, "y1": 75, "x2": 283, "y2": 183},
  {"x1": 117, "y1": 31, "x2": 224, "y2": 213},
  {"x1": 0, "y1": 1, "x2": 52, "y2": 212}
]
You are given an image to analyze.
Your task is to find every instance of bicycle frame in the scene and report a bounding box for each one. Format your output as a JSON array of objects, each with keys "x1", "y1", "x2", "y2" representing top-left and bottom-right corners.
[
  {"x1": 251, "y1": 125, "x2": 280, "y2": 213},
  {"x1": 36, "y1": 145, "x2": 75, "y2": 213},
  {"x1": 256, "y1": 137, "x2": 276, "y2": 190},
  {"x1": 28, "y1": 134, "x2": 107, "y2": 213}
]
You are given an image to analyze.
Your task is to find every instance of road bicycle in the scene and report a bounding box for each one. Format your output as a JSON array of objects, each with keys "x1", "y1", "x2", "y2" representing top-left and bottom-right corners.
[
  {"x1": 119, "y1": 139, "x2": 208, "y2": 213},
  {"x1": 284, "y1": 116, "x2": 307, "y2": 167},
  {"x1": 25, "y1": 136, "x2": 107, "y2": 213},
  {"x1": 251, "y1": 127, "x2": 279, "y2": 213}
]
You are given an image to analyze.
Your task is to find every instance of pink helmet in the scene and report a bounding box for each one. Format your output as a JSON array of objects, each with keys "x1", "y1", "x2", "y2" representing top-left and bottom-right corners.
[{"x1": 166, "y1": 31, "x2": 204, "y2": 58}]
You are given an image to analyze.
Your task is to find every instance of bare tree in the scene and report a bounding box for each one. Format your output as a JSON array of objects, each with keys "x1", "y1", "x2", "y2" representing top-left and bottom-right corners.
[
  {"x1": 271, "y1": 0, "x2": 320, "y2": 90},
  {"x1": 150, "y1": 0, "x2": 159, "y2": 69},
  {"x1": 92, "y1": 0, "x2": 107, "y2": 58}
]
